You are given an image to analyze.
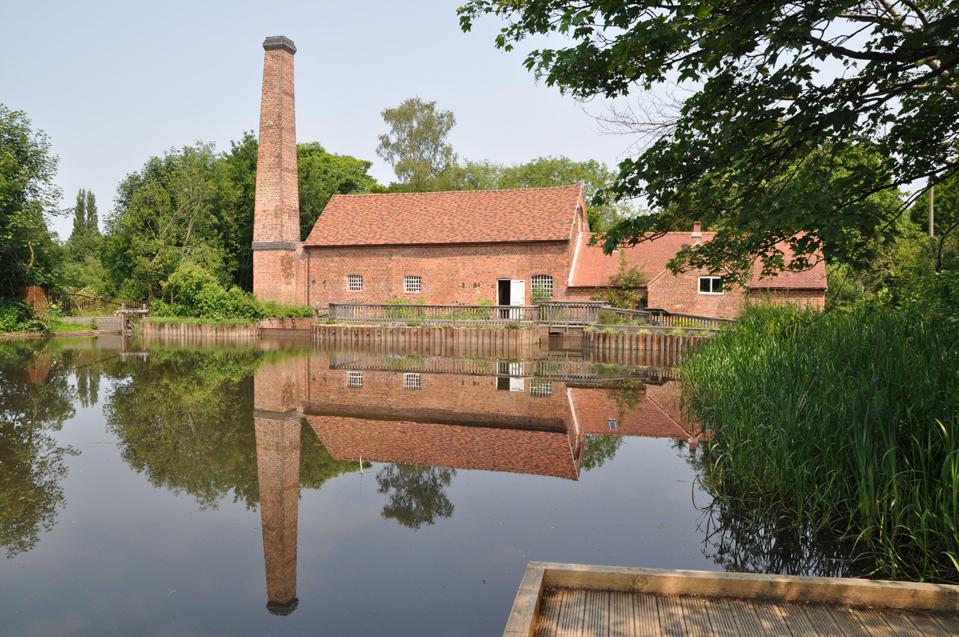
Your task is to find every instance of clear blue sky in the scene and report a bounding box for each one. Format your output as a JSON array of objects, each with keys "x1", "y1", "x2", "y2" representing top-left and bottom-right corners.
[{"x1": 2, "y1": 0, "x2": 630, "y2": 239}]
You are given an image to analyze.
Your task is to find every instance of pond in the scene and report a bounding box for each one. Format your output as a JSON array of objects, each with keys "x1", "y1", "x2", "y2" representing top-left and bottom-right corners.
[{"x1": 0, "y1": 335, "x2": 789, "y2": 636}]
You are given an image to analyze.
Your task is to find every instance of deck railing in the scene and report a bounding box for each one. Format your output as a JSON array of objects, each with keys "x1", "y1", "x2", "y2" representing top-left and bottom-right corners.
[
  {"x1": 325, "y1": 301, "x2": 734, "y2": 331},
  {"x1": 647, "y1": 310, "x2": 735, "y2": 330},
  {"x1": 59, "y1": 290, "x2": 146, "y2": 315},
  {"x1": 537, "y1": 301, "x2": 605, "y2": 325},
  {"x1": 327, "y1": 303, "x2": 537, "y2": 325}
]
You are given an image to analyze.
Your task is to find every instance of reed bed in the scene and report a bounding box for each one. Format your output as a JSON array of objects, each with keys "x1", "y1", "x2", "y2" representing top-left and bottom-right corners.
[{"x1": 681, "y1": 304, "x2": 959, "y2": 583}]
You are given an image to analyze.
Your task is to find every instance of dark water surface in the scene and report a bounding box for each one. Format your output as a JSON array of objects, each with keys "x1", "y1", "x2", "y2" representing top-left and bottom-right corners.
[{"x1": 1, "y1": 335, "x2": 718, "y2": 636}]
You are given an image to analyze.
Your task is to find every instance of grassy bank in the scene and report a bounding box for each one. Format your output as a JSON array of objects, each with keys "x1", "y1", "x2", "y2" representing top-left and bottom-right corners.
[{"x1": 681, "y1": 304, "x2": 959, "y2": 583}]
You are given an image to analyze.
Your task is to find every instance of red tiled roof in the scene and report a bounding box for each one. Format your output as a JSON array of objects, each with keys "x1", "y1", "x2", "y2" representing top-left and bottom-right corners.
[
  {"x1": 570, "y1": 233, "x2": 827, "y2": 290},
  {"x1": 303, "y1": 184, "x2": 584, "y2": 247},
  {"x1": 307, "y1": 416, "x2": 580, "y2": 480}
]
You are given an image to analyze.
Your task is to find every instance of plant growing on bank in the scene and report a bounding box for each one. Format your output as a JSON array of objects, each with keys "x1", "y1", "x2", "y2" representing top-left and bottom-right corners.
[
  {"x1": 149, "y1": 262, "x2": 310, "y2": 321},
  {"x1": 0, "y1": 300, "x2": 47, "y2": 333},
  {"x1": 681, "y1": 302, "x2": 959, "y2": 583}
]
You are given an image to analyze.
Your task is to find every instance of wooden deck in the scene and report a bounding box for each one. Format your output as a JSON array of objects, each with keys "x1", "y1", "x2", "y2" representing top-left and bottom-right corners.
[{"x1": 504, "y1": 563, "x2": 959, "y2": 637}]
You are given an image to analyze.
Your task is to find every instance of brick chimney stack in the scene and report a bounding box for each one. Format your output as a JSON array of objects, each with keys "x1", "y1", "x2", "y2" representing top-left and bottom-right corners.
[
  {"x1": 253, "y1": 35, "x2": 301, "y2": 304},
  {"x1": 691, "y1": 221, "x2": 702, "y2": 239}
]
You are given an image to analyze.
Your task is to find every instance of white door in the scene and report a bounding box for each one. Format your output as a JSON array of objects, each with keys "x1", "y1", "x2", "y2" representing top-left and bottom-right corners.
[{"x1": 509, "y1": 279, "x2": 525, "y2": 319}]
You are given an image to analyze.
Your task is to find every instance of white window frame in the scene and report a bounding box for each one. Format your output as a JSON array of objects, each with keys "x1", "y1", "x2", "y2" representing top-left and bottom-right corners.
[
  {"x1": 403, "y1": 373, "x2": 422, "y2": 390},
  {"x1": 698, "y1": 276, "x2": 724, "y2": 295},
  {"x1": 346, "y1": 274, "x2": 363, "y2": 292},
  {"x1": 403, "y1": 275, "x2": 422, "y2": 294},
  {"x1": 347, "y1": 371, "x2": 364, "y2": 388},
  {"x1": 531, "y1": 274, "x2": 554, "y2": 299},
  {"x1": 530, "y1": 379, "x2": 552, "y2": 397}
]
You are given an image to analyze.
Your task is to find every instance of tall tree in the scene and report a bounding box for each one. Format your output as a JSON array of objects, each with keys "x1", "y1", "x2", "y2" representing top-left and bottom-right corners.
[
  {"x1": 460, "y1": 1, "x2": 959, "y2": 278},
  {"x1": 85, "y1": 190, "x2": 98, "y2": 237},
  {"x1": 70, "y1": 189, "x2": 86, "y2": 241},
  {"x1": 377, "y1": 98, "x2": 457, "y2": 191},
  {"x1": 297, "y1": 142, "x2": 385, "y2": 237},
  {"x1": 0, "y1": 105, "x2": 63, "y2": 297}
]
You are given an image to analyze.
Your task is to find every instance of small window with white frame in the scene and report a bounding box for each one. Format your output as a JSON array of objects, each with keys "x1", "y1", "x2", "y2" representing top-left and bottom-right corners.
[
  {"x1": 403, "y1": 275, "x2": 422, "y2": 294},
  {"x1": 347, "y1": 371, "x2": 364, "y2": 388},
  {"x1": 403, "y1": 372, "x2": 422, "y2": 390},
  {"x1": 530, "y1": 379, "x2": 552, "y2": 397},
  {"x1": 346, "y1": 275, "x2": 363, "y2": 292},
  {"x1": 531, "y1": 274, "x2": 554, "y2": 300},
  {"x1": 698, "y1": 276, "x2": 724, "y2": 295}
]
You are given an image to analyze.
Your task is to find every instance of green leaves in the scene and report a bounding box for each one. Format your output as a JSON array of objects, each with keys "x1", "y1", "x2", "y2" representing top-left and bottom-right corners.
[{"x1": 460, "y1": 0, "x2": 959, "y2": 276}]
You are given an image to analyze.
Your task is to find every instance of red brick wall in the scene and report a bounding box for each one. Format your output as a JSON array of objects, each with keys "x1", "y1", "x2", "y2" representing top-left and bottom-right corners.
[
  {"x1": 305, "y1": 241, "x2": 573, "y2": 307},
  {"x1": 647, "y1": 270, "x2": 747, "y2": 319}
]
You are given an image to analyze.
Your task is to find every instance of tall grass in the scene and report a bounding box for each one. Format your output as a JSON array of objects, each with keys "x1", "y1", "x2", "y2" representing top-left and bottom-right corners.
[{"x1": 682, "y1": 304, "x2": 959, "y2": 583}]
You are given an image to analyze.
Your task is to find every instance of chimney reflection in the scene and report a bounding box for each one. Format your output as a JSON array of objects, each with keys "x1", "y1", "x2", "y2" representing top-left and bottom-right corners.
[{"x1": 253, "y1": 357, "x2": 306, "y2": 616}]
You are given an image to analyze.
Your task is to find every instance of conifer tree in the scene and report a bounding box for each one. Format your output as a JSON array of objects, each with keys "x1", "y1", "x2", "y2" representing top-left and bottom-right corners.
[
  {"x1": 70, "y1": 189, "x2": 86, "y2": 241},
  {"x1": 85, "y1": 190, "x2": 98, "y2": 237}
]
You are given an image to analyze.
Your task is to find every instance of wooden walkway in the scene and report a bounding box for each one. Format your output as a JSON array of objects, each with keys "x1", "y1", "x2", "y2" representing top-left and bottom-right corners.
[
  {"x1": 534, "y1": 587, "x2": 959, "y2": 636},
  {"x1": 504, "y1": 563, "x2": 959, "y2": 637}
]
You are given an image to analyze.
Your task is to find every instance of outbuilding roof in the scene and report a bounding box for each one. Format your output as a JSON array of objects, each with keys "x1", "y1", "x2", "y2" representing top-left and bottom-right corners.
[
  {"x1": 570, "y1": 233, "x2": 827, "y2": 290},
  {"x1": 303, "y1": 184, "x2": 584, "y2": 247}
]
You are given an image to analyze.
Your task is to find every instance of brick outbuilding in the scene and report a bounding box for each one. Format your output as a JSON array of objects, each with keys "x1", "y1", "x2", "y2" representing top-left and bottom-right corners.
[{"x1": 251, "y1": 35, "x2": 826, "y2": 318}]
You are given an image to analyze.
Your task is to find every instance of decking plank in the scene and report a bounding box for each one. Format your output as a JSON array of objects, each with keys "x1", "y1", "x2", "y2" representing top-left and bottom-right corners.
[
  {"x1": 656, "y1": 596, "x2": 688, "y2": 637},
  {"x1": 678, "y1": 597, "x2": 712, "y2": 637},
  {"x1": 557, "y1": 588, "x2": 587, "y2": 637},
  {"x1": 536, "y1": 589, "x2": 564, "y2": 637},
  {"x1": 749, "y1": 599, "x2": 793, "y2": 636},
  {"x1": 902, "y1": 613, "x2": 950, "y2": 636},
  {"x1": 632, "y1": 593, "x2": 661, "y2": 637},
  {"x1": 527, "y1": 579, "x2": 959, "y2": 637},
  {"x1": 583, "y1": 589, "x2": 609, "y2": 637},
  {"x1": 704, "y1": 598, "x2": 756, "y2": 637}
]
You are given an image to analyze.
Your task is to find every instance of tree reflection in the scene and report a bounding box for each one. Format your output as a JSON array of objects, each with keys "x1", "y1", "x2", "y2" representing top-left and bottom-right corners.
[
  {"x1": 579, "y1": 435, "x2": 622, "y2": 471},
  {"x1": 0, "y1": 342, "x2": 77, "y2": 558},
  {"x1": 104, "y1": 349, "x2": 358, "y2": 508},
  {"x1": 376, "y1": 464, "x2": 455, "y2": 529}
]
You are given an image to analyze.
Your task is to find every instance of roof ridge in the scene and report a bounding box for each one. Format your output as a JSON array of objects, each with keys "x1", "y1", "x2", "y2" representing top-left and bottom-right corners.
[{"x1": 330, "y1": 183, "x2": 584, "y2": 198}]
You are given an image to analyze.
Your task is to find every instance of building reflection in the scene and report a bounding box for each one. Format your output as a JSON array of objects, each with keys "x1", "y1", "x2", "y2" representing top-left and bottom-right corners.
[{"x1": 251, "y1": 350, "x2": 699, "y2": 615}]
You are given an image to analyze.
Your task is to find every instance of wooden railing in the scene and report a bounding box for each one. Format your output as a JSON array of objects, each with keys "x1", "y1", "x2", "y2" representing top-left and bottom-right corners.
[
  {"x1": 60, "y1": 290, "x2": 145, "y2": 315},
  {"x1": 647, "y1": 310, "x2": 735, "y2": 330},
  {"x1": 325, "y1": 301, "x2": 734, "y2": 331},
  {"x1": 327, "y1": 303, "x2": 538, "y2": 325},
  {"x1": 537, "y1": 301, "x2": 605, "y2": 325}
]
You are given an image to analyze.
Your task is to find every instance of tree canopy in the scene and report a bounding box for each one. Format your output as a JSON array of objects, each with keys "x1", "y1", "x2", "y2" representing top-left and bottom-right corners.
[
  {"x1": 100, "y1": 136, "x2": 382, "y2": 300},
  {"x1": 377, "y1": 98, "x2": 458, "y2": 191},
  {"x1": 459, "y1": 1, "x2": 959, "y2": 278},
  {"x1": 0, "y1": 105, "x2": 63, "y2": 296}
]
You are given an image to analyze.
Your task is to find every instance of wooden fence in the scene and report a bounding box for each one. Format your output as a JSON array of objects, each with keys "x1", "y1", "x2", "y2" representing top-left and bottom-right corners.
[
  {"x1": 537, "y1": 301, "x2": 605, "y2": 325},
  {"x1": 60, "y1": 291, "x2": 146, "y2": 315}
]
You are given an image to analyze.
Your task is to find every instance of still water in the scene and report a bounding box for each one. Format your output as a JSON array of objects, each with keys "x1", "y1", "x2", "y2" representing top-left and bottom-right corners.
[{"x1": 2, "y1": 335, "x2": 720, "y2": 636}]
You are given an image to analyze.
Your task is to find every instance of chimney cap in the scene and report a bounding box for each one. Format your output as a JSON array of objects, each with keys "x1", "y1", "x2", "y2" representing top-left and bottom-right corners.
[{"x1": 263, "y1": 35, "x2": 296, "y2": 54}]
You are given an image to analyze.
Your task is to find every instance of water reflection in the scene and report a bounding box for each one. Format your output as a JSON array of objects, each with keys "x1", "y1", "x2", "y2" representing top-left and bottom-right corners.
[
  {"x1": 0, "y1": 336, "x2": 709, "y2": 629},
  {"x1": 247, "y1": 348, "x2": 700, "y2": 615},
  {"x1": 0, "y1": 342, "x2": 78, "y2": 558}
]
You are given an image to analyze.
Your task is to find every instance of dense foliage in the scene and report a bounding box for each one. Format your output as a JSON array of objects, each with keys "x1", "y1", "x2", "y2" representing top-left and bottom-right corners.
[
  {"x1": 99, "y1": 136, "x2": 382, "y2": 301},
  {"x1": 0, "y1": 105, "x2": 63, "y2": 297},
  {"x1": 682, "y1": 296, "x2": 959, "y2": 583},
  {"x1": 149, "y1": 262, "x2": 310, "y2": 321},
  {"x1": 460, "y1": 1, "x2": 959, "y2": 278}
]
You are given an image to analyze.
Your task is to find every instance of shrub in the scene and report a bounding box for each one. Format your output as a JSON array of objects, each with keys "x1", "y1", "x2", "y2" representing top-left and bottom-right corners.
[
  {"x1": 0, "y1": 300, "x2": 47, "y2": 333},
  {"x1": 153, "y1": 262, "x2": 310, "y2": 320}
]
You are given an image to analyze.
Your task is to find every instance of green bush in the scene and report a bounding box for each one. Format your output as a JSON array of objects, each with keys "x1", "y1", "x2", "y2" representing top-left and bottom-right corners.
[
  {"x1": 682, "y1": 302, "x2": 959, "y2": 583},
  {"x1": 0, "y1": 300, "x2": 47, "y2": 333},
  {"x1": 151, "y1": 262, "x2": 311, "y2": 321}
]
